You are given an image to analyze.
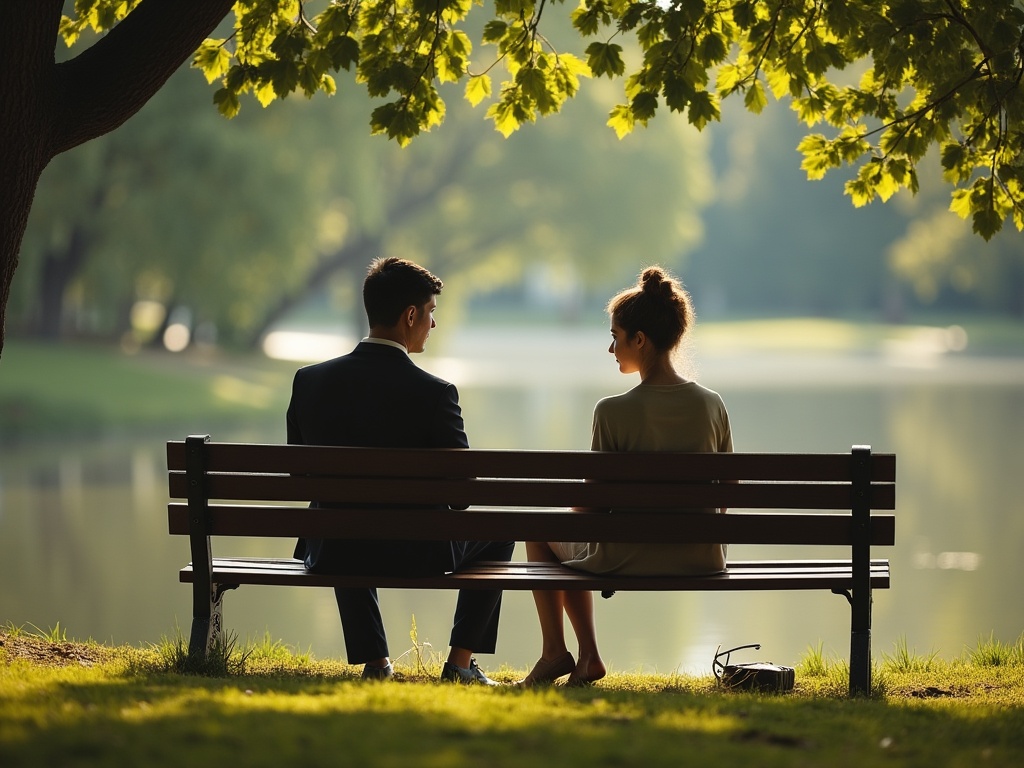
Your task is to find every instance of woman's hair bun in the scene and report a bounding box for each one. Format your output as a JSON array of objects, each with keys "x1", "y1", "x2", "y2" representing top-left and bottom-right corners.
[{"x1": 640, "y1": 266, "x2": 671, "y2": 296}]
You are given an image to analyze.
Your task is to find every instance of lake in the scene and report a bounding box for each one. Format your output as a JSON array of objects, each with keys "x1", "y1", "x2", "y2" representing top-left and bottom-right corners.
[{"x1": 2, "y1": 326, "x2": 1022, "y2": 675}]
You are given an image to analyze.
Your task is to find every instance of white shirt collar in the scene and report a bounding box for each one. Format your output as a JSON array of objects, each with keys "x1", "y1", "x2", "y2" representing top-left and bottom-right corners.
[{"x1": 362, "y1": 336, "x2": 408, "y2": 355}]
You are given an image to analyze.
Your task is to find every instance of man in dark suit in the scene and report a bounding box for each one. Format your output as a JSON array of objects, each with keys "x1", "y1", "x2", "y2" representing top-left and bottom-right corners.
[{"x1": 286, "y1": 257, "x2": 514, "y2": 685}]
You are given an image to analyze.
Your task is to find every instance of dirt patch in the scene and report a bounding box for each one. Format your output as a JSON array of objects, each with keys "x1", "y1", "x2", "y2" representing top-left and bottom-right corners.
[{"x1": 0, "y1": 631, "x2": 116, "y2": 667}]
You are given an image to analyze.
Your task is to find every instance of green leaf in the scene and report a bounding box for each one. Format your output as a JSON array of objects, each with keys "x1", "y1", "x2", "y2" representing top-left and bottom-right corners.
[
  {"x1": 270, "y1": 59, "x2": 301, "y2": 98},
  {"x1": 225, "y1": 65, "x2": 250, "y2": 93},
  {"x1": 874, "y1": 167, "x2": 900, "y2": 202},
  {"x1": 315, "y1": 3, "x2": 354, "y2": 38},
  {"x1": 571, "y1": 6, "x2": 602, "y2": 37},
  {"x1": 940, "y1": 142, "x2": 969, "y2": 182},
  {"x1": 798, "y1": 134, "x2": 838, "y2": 180},
  {"x1": 585, "y1": 42, "x2": 625, "y2": 79},
  {"x1": 494, "y1": 0, "x2": 534, "y2": 15},
  {"x1": 371, "y1": 103, "x2": 421, "y2": 147},
  {"x1": 465, "y1": 74, "x2": 492, "y2": 106},
  {"x1": 716, "y1": 63, "x2": 742, "y2": 96},
  {"x1": 517, "y1": 66, "x2": 548, "y2": 102},
  {"x1": 973, "y1": 206, "x2": 1002, "y2": 241},
  {"x1": 631, "y1": 91, "x2": 659, "y2": 122},
  {"x1": 637, "y1": 19, "x2": 663, "y2": 49},
  {"x1": 687, "y1": 90, "x2": 719, "y2": 130},
  {"x1": 59, "y1": 16, "x2": 82, "y2": 46},
  {"x1": 732, "y1": 0, "x2": 757, "y2": 28},
  {"x1": 949, "y1": 189, "x2": 973, "y2": 220},
  {"x1": 743, "y1": 79, "x2": 768, "y2": 114},
  {"x1": 845, "y1": 177, "x2": 874, "y2": 207},
  {"x1": 607, "y1": 103, "x2": 635, "y2": 139},
  {"x1": 765, "y1": 66, "x2": 791, "y2": 101},
  {"x1": 482, "y1": 20, "x2": 508, "y2": 44},
  {"x1": 306, "y1": 47, "x2": 333, "y2": 79},
  {"x1": 213, "y1": 88, "x2": 241, "y2": 119},
  {"x1": 558, "y1": 53, "x2": 592, "y2": 78},
  {"x1": 255, "y1": 80, "x2": 276, "y2": 107},
  {"x1": 194, "y1": 40, "x2": 232, "y2": 84},
  {"x1": 699, "y1": 32, "x2": 728, "y2": 65},
  {"x1": 486, "y1": 95, "x2": 526, "y2": 138},
  {"x1": 300, "y1": 63, "x2": 321, "y2": 96},
  {"x1": 326, "y1": 35, "x2": 360, "y2": 71},
  {"x1": 664, "y1": 75, "x2": 694, "y2": 112}
]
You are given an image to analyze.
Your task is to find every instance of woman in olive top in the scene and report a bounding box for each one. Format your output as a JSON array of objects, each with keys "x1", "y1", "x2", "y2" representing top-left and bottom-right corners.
[{"x1": 518, "y1": 266, "x2": 733, "y2": 687}]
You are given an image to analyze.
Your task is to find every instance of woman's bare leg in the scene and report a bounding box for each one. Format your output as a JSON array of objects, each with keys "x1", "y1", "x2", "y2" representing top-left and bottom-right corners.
[
  {"x1": 562, "y1": 588, "x2": 606, "y2": 684},
  {"x1": 521, "y1": 541, "x2": 575, "y2": 684}
]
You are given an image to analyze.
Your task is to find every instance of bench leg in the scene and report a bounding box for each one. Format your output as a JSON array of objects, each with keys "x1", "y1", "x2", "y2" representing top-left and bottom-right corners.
[
  {"x1": 849, "y1": 588, "x2": 872, "y2": 696},
  {"x1": 847, "y1": 445, "x2": 873, "y2": 697},
  {"x1": 187, "y1": 582, "x2": 236, "y2": 663},
  {"x1": 850, "y1": 628, "x2": 871, "y2": 696},
  {"x1": 833, "y1": 587, "x2": 872, "y2": 696}
]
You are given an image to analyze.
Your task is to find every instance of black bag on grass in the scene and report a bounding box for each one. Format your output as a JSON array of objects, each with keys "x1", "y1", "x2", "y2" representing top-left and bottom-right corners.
[{"x1": 713, "y1": 643, "x2": 795, "y2": 692}]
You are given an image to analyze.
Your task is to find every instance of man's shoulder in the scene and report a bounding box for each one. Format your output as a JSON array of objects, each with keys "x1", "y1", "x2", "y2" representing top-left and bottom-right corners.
[
  {"x1": 295, "y1": 346, "x2": 454, "y2": 390},
  {"x1": 407, "y1": 362, "x2": 456, "y2": 392}
]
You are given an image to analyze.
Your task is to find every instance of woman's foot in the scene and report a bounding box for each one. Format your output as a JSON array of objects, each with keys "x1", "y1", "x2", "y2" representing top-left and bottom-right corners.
[
  {"x1": 565, "y1": 655, "x2": 606, "y2": 687},
  {"x1": 516, "y1": 651, "x2": 576, "y2": 687}
]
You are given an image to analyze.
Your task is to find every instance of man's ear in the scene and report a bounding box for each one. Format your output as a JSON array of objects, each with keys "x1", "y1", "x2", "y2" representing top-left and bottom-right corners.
[{"x1": 404, "y1": 305, "x2": 417, "y2": 327}]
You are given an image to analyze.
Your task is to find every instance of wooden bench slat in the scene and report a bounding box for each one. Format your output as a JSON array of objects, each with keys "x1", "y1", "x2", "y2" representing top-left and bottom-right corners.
[
  {"x1": 168, "y1": 473, "x2": 895, "y2": 511},
  {"x1": 167, "y1": 442, "x2": 896, "y2": 482},
  {"x1": 167, "y1": 503, "x2": 896, "y2": 545},
  {"x1": 179, "y1": 557, "x2": 890, "y2": 592}
]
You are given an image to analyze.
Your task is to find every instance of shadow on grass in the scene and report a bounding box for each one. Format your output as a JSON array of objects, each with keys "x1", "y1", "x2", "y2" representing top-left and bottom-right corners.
[{"x1": 3, "y1": 668, "x2": 1023, "y2": 768}]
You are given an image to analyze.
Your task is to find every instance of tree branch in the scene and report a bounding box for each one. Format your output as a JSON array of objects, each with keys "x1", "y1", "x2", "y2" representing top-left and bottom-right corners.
[{"x1": 50, "y1": 0, "x2": 235, "y2": 157}]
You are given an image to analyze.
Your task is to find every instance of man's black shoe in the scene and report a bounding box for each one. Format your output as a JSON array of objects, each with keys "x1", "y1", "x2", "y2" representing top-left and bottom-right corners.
[
  {"x1": 361, "y1": 661, "x2": 394, "y2": 680},
  {"x1": 440, "y1": 658, "x2": 499, "y2": 686}
]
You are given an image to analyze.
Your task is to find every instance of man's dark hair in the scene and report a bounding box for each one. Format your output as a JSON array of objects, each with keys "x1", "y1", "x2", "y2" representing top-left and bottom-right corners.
[{"x1": 363, "y1": 257, "x2": 444, "y2": 328}]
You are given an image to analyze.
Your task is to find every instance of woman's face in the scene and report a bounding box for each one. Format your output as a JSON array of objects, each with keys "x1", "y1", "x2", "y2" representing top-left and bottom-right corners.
[{"x1": 608, "y1": 320, "x2": 641, "y2": 375}]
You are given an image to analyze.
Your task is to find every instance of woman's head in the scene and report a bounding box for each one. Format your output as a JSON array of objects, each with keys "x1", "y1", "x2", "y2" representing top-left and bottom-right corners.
[{"x1": 607, "y1": 266, "x2": 694, "y2": 352}]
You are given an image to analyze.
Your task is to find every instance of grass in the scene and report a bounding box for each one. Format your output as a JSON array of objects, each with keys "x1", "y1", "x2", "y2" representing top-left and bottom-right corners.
[
  {"x1": 0, "y1": 341, "x2": 294, "y2": 441},
  {"x1": 2, "y1": 624, "x2": 1023, "y2": 768}
]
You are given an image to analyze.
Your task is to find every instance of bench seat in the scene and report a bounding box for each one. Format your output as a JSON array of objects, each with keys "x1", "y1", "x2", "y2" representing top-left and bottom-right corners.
[{"x1": 181, "y1": 557, "x2": 891, "y2": 592}]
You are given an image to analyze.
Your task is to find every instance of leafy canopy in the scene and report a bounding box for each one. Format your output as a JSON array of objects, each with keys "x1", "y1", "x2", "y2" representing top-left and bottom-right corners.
[{"x1": 63, "y1": 0, "x2": 1024, "y2": 239}]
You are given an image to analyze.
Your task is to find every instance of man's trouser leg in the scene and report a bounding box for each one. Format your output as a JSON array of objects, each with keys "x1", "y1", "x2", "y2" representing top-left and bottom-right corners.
[{"x1": 449, "y1": 540, "x2": 515, "y2": 653}]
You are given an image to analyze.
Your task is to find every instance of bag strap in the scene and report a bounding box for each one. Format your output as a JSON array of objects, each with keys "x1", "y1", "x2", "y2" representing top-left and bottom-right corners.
[{"x1": 713, "y1": 643, "x2": 761, "y2": 681}]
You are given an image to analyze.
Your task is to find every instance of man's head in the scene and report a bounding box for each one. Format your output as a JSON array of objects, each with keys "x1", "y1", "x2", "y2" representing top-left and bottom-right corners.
[{"x1": 363, "y1": 257, "x2": 443, "y2": 352}]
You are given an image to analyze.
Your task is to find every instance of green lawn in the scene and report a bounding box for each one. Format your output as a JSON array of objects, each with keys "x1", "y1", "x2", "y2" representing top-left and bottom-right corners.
[
  {"x1": 0, "y1": 341, "x2": 295, "y2": 441},
  {"x1": 2, "y1": 629, "x2": 1023, "y2": 768}
]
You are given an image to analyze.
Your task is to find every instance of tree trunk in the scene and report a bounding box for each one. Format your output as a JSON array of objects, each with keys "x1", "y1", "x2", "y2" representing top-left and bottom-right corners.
[
  {"x1": 0, "y1": 0, "x2": 235, "y2": 359},
  {"x1": 0, "y1": 1, "x2": 59, "y2": 357}
]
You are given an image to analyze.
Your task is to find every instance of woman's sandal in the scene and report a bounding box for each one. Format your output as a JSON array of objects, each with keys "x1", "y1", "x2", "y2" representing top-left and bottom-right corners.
[{"x1": 515, "y1": 652, "x2": 576, "y2": 687}]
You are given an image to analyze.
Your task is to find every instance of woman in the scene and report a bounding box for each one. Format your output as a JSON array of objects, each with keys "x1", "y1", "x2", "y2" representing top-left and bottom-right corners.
[{"x1": 518, "y1": 266, "x2": 733, "y2": 687}]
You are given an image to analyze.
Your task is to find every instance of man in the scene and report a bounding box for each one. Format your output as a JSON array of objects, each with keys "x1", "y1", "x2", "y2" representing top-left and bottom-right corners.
[{"x1": 286, "y1": 257, "x2": 513, "y2": 685}]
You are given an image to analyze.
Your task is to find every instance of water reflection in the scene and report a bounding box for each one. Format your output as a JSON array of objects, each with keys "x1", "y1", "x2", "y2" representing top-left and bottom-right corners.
[{"x1": 2, "y1": 343, "x2": 1022, "y2": 674}]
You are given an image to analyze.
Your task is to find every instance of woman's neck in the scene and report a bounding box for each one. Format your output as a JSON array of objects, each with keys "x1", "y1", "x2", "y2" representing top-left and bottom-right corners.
[{"x1": 638, "y1": 355, "x2": 687, "y2": 386}]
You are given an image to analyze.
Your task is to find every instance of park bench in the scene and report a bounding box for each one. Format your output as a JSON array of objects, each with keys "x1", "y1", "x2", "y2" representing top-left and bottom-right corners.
[{"x1": 167, "y1": 435, "x2": 896, "y2": 696}]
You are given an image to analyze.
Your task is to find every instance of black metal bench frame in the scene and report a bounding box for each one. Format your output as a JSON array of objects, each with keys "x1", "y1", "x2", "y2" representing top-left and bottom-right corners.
[{"x1": 167, "y1": 436, "x2": 896, "y2": 695}]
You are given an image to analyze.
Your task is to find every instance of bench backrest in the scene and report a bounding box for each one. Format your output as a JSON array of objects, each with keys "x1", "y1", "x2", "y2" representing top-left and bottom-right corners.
[{"x1": 167, "y1": 437, "x2": 895, "y2": 547}]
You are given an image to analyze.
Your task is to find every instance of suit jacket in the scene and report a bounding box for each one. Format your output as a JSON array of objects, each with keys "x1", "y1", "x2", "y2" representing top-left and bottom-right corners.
[{"x1": 286, "y1": 341, "x2": 469, "y2": 575}]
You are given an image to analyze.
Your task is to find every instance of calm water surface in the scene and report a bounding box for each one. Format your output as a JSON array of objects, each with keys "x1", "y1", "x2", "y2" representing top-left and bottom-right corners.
[{"x1": 2, "y1": 330, "x2": 1022, "y2": 674}]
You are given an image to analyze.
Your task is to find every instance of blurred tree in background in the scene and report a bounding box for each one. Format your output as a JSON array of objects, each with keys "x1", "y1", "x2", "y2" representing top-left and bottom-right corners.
[
  {"x1": 13, "y1": 53, "x2": 710, "y2": 348},
  {"x1": 15, "y1": 71, "x2": 322, "y2": 345}
]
